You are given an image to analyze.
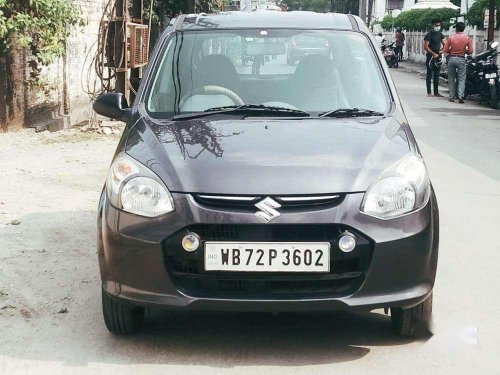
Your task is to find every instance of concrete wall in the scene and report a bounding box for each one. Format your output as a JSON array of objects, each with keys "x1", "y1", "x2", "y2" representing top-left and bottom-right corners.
[{"x1": 0, "y1": 0, "x2": 108, "y2": 132}]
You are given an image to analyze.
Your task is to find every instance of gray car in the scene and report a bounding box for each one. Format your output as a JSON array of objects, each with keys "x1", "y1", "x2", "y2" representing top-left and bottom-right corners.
[{"x1": 94, "y1": 11, "x2": 439, "y2": 337}]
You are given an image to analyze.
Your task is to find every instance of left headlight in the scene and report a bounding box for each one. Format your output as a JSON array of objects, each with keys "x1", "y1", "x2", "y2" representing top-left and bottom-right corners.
[
  {"x1": 106, "y1": 153, "x2": 174, "y2": 217},
  {"x1": 360, "y1": 155, "x2": 430, "y2": 219}
]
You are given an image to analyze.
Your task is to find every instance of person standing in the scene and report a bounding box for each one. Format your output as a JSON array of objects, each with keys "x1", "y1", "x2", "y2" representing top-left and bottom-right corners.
[
  {"x1": 395, "y1": 28, "x2": 405, "y2": 61},
  {"x1": 423, "y1": 19, "x2": 446, "y2": 97},
  {"x1": 443, "y1": 22, "x2": 473, "y2": 103}
]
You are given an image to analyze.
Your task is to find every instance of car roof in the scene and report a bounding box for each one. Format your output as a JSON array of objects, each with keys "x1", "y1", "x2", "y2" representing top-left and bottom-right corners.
[{"x1": 172, "y1": 11, "x2": 357, "y2": 31}]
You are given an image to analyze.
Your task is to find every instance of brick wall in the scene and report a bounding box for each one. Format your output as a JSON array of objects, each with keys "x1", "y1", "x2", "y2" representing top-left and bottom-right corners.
[{"x1": 0, "y1": 0, "x2": 108, "y2": 132}]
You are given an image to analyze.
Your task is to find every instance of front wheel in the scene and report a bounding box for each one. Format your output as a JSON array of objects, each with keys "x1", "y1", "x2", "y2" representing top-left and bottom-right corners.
[
  {"x1": 102, "y1": 290, "x2": 145, "y2": 335},
  {"x1": 489, "y1": 83, "x2": 498, "y2": 109},
  {"x1": 391, "y1": 293, "x2": 433, "y2": 337}
]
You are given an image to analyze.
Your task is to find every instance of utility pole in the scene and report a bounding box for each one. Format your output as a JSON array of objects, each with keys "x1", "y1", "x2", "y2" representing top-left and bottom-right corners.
[
  {"x1": 359, "y1": 0, "x2": 367, "y2": 23},
  {"x1": 114, "y1": 0, "x2": 127, "y2": 96},
  {"x1": 367, "y1": 0, "x2": 374, "y2": 28},
  {"x1": 185, "y1": 0, "x2": 196, "y2": 13},
  {"x1": 487, "y1": 0, "x2": 496, "y2": 45},
  {"x1": 130, "y1": 0, "x2": 143, "y2": 103},
  {"x1": 112, "y1": 0, "x2": 148, "y2": 101}
]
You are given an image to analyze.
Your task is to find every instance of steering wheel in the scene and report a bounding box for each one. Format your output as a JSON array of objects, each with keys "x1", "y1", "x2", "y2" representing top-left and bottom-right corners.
[{"x1": 179, "y1": 85, "x2": 245, "y2": 109}]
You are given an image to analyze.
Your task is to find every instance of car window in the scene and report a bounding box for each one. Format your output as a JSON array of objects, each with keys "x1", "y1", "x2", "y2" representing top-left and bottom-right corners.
[{"x1": 146, "y1": 29, "x2": 390, "y2": 116}]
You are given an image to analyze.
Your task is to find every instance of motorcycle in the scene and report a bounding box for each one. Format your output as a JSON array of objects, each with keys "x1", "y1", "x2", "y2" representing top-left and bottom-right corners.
[
  {"x1": 382, "y1": 42, "x2": 398, "y2": 68},
  {"x1": 465, "y1": 41, "x2": 499, "y2": 109},
  {"x1": 442, "y1": 41, "x2": 499, "y2": 109}
]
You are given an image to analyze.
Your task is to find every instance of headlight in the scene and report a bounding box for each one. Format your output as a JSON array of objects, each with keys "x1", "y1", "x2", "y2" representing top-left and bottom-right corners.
[
  {"x1": 106, "y1": 153, "x2": 174, "y2": 217},
  {"x1": 361, "y1": 155, "x2": 430, "y2": 219}
]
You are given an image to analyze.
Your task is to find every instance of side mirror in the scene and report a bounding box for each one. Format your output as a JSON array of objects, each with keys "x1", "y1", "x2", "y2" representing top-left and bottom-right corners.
[
  {"x1": 491, "y1": 41, "x2": 499, "y2": 49},
  {"x1": 93, "y1": 93, "x2": 131, "y2": 122}
]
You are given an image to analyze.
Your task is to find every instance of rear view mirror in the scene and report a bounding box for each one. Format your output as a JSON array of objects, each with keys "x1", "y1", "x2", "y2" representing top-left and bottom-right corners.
[
  {"x1": 93, "y1": 93, "x2": 131, "y2": 122},
  {"x1": 245, "y1": 42, "x2": 286, "y2": 56}
]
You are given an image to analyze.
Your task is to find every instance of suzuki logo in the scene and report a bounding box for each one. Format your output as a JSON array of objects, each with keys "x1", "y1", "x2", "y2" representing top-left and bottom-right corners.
[{"x1": 255, "y1": 197, "x2": 281, "y2": 223}]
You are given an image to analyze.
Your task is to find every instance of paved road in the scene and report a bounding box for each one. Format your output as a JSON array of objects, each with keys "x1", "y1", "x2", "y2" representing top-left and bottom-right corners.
[{"x1": 1, "y1": 70, "x2": 500, "y2": 375}]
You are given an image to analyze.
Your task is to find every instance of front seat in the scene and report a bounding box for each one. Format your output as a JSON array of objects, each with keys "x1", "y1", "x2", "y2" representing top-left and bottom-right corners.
[
  {"x1": 289, "y1": 54, "x2": 349, "y2": 112},
  {"x1": 180, "y1": 55, "x2": 242, "y2": 112},
  {"x1": 194, "y1": 55, "x2": 241, "y2": 92}
]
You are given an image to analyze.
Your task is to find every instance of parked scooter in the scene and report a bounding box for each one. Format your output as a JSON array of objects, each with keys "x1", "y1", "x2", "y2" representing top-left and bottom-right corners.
[
  {"x1": 442, "y1": 41, "x2": 499, "y2": 109},
  {"x1": 465, "y1": 41, "x2": 500, "y2": 109},
  {"x1": 382, "y1": 42, "x2": 398, "y2": 68}
]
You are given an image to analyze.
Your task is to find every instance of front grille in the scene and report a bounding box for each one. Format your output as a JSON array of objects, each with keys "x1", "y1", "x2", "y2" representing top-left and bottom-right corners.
[
  {"x1": 193, "y1": 194, "x2": 344, "y2": 211},
  {"x1": 193, "y1": 224, "x2": 240, "y2": 241},
  {"x1": 163, "y1": 224, "x2": 373, "y2": 299}
]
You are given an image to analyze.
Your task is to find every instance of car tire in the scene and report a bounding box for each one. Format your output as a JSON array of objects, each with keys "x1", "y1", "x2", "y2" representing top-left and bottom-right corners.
[
  {"x1": 102, "y1": 290, "x2": 145, "y2": 335},
  {"x1": 391, "y1": 292, "x2": 433, "y2": 337}
]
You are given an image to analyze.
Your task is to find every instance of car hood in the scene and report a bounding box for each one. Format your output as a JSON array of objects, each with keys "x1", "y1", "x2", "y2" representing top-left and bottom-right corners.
[{"x1": 125, "y1": 116, "x2": 410, "y2": 195}]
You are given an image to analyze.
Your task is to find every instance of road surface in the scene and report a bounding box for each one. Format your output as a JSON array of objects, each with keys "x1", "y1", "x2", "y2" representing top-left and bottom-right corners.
[{"x1": 0, "y1": 69, "x2": 499, "y2": 374}]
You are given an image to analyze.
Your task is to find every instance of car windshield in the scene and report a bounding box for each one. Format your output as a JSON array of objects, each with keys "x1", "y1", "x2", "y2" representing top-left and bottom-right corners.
[{"x1": 146, "y1": 29, "x2": 390, "y2": 118}]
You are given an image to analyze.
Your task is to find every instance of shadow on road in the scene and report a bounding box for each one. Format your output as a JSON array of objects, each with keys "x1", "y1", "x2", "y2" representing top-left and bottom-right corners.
[
  {"x1": 1, "y1": 210, "x2": 419, "y2": 368},
  {"x1": 112, "y1": 309, "x2": 412, "y2": 367},
  {"x1": 426, "y1": 106, "x2": 500, "y2": 117}
]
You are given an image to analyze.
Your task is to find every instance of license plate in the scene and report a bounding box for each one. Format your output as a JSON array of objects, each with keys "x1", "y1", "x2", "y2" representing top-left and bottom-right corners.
[
  {"x1": 485, "y1": 72, "x2": 497, "y2": 79},
  {"x1": 204, "y1": 242, "x2": 330, "y2": 272}
]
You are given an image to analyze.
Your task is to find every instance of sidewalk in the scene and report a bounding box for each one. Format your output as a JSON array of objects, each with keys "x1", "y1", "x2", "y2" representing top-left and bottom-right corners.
[{"x1": 396, "y1": 60, "x2": 448, "y2": 85}]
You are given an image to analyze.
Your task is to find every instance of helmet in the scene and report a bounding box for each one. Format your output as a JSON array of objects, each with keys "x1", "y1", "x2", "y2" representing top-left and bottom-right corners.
[{"x1": 429, "y1": 55, "x2": 443, "y2": 69}]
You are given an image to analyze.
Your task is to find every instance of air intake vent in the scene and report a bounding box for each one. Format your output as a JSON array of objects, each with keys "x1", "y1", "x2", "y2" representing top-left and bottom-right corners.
[{"x1": 193, "y1": 194, "x2": 343, "y2": 210}]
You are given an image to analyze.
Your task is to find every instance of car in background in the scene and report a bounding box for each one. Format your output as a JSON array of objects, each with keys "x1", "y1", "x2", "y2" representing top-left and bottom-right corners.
[{"x1": 287, "y1": 34, "x2": 331, "y2": 65}]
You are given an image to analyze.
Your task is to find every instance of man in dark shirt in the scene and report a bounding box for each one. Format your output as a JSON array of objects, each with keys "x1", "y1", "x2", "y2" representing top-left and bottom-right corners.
[{"x1": 423, "y1": 19, "x2": 446, "y2": 97}]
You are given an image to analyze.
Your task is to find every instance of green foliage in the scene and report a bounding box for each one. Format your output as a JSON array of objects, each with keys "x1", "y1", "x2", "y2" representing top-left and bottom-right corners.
[
  {"x1": 466, "y1": 0, "x2": 500, "y2": 28},
  {"x1": 0, "y1": 0, "x2": 82, "y2": 81},
  {"x1": 285, "y1": 0, "x2": 357, "y2": 14},
  {"x1": 380, "y1": 8, "x2": 459, "y2": 31},
  {"x1": 144, "y1": 0, "x2": 221, "y2": 25},
  {"x1": 286, "y1": 0, "x2": 330, "y2": 12},
  {"x1": 380, "y1": 14, "x2": 395, "y2": 30}
]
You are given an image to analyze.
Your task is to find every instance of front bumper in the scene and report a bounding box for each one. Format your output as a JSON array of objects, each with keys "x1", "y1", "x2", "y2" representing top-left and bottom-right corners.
[{"x1": 98, "y1": 192, "x2": 438, "y2": 312}]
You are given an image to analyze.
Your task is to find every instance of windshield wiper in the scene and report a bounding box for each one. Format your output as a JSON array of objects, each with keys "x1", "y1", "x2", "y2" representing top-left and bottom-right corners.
[
  {"x1": 172, "y1": 104, "x2": 310, "y2": 121},
  {"x1": 319, "y1": 108, "x2": 385, "y2": 118}
]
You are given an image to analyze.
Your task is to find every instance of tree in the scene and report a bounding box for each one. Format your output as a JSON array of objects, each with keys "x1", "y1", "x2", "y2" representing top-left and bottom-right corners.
[
  {"x1": 0, "y1": 0, "x2": 82, "y2": 83},
  {"x1": 143, "y1": 0, "x2": 221, "y2": 27},
  {"x1": 466, "y1": 0, "x2": 500, "y2": 28},
  {"x1": 285, "y1": 0, "x2": 331, "y2": 12},
  {"x1": 380, "y1": 8, "x2": 459, "y2": 31},
  {"x1": 331, "y1": 0, "x2": 359, "y2": 14},
  {"x1": 296, "y1": 0, "x2": 359, "y2": 14}
]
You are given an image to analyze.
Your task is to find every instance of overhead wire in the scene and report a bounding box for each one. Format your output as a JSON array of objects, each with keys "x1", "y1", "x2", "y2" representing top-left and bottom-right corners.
[
  {"x1": 80, "y1": 0, "x2": 120, "y2": 101},
  {"x1": 82, "y1": 0, "x2": 159, "y2": 104}
]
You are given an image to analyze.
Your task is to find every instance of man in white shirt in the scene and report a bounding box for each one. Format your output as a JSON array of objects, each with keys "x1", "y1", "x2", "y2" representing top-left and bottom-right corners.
[{"x1": 375, "y1": 33, "x2": 386, "y2": 48}]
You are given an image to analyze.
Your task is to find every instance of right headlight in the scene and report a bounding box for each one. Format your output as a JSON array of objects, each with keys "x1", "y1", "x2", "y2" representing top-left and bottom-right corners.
[
  {"x1": 360, "y1": 155, "x2": 430, "y2": 219},
  {"x1": 106, "y1": 153, "x2": 174, "y2": 218}
]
